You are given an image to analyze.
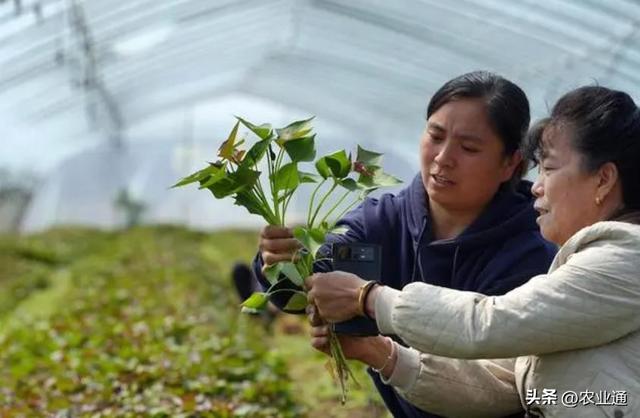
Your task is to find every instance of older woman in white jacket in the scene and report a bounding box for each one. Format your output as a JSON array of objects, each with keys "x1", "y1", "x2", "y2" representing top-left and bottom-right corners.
[{"x1": 307, "y1": 86, "x2": 640, "y2": 418}]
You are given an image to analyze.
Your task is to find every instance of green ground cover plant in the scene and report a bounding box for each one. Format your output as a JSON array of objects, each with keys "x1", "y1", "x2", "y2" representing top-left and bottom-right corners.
[{"x1": 0, "y1": 227, "x2": 388, "y2": 417}]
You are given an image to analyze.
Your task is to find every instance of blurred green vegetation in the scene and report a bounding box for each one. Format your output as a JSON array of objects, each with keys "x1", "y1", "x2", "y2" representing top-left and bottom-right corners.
[{"x1": 0, "y1": 226, "x2": 388, "y2": 417}]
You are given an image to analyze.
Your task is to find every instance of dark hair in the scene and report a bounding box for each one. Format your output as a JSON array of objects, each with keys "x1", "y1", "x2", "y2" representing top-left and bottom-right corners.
[
  {"x1": 427, "y1": 71, "x2": 531, "y2": 155},
  {"x1": 524, "y1": 86, "x2": 640, "y2": 210},
  {"x1": 427, "y1": 71, "x2": 531, "y2": 184}
]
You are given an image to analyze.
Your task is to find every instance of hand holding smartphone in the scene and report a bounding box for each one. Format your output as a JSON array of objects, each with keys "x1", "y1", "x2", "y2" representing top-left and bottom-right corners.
[{"x1": 331, "y1": 243, "x2": 381, "y2": 336}]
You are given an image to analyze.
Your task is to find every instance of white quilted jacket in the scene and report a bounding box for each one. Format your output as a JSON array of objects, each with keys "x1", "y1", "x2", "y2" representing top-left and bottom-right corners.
[{"x1": 376, "y1": 221, "x2": 640, "y2": 418}]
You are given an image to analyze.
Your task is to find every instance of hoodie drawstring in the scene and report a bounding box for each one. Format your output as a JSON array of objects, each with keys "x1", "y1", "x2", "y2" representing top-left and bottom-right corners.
[
  {"x1": 451, "y1": 245, "x2": 460, "y2": 283},
  {"x1": 411, "y1": 218, "x2": 428, "y2": 282}
]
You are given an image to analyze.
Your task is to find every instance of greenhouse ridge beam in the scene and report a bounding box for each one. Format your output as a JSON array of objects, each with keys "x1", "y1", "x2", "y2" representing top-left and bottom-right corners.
[{"x1": 68, "y1": 0, "x2": 122, "y2": 146}]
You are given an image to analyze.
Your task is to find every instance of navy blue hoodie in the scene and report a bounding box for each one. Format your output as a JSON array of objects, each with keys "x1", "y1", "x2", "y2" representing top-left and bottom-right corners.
[{"x1": 254, "y1": 174, "x2": 557, "y2": 418}]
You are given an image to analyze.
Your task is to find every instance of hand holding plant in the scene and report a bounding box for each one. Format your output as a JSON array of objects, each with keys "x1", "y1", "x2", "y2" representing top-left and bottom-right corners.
[{"x1": 173, "y1": 116, "x2": 401, "y2": 403}]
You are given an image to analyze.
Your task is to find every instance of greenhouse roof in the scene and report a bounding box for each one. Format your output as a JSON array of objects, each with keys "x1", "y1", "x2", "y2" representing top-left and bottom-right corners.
[
  {"x1": 3, "y1": 0, "x2": 640, "y2": 170},
  {"x1": 1, "y1": 0, "x2": 639, "y2": 229}
]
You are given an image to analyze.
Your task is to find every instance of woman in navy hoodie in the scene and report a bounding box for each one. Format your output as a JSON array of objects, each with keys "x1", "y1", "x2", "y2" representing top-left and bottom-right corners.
[{"x1": 255, "y1": 71, "x2": 557, "y2": 418}]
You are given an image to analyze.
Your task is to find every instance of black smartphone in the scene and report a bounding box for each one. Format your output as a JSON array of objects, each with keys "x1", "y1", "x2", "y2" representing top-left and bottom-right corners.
[{"x1": 330, "y1": 242, "x2": 381, "y2": 336}]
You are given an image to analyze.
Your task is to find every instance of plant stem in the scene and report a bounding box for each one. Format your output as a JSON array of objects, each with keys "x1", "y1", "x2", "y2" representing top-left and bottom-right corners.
[
  {"x1": 272, "y1": 147, "x2": 286, "y2": 225},
  {"x1": 252, "y1": 186, "x2": 277, "y2": 225},
  {"x1": 275, "y1": 145, "x2": 286, "y2": 173},
  {"x1": 273, "y1": 194, "x2": 281, "y2": 226},
  {"x1": 265, "y1": 144, "x2": 280, "y2": 225},
  {"x1": 266, "y1": 288, "x2": 305, "y2": 298},
  {"x1": 300, "y1": 251, "x2": 313, "y2": 278},
  {"x1": 309, "y1": 181, "x2": 337, "y2": 227},
  {"x1": 282, "y1": 189, "x2": 296, "y2": 224},
  {"x1": 252, "y1": 163, "x2": 277, "y2": 224},
  {"x1": 328, "y1": 329, "x2": 354, "y2": 404},
  {"x1": 282, "y1": 196, "x2": 291, "y2": 225},
  {"x1": 332, "y1": 198, "x2": 362, "y2": 225},
  {"x1": 307, "y1": 179, "x2": 326, "y2": 225},
  {"x1": 261, "y1": 262, "x2": 354, "y2": 404},
  {"x1": 319, "y1": 189, "x2": 350, "y2": 226}
]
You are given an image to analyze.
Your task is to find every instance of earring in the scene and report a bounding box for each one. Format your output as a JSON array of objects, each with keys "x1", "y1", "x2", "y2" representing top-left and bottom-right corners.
[{"x1": 595, "y1": 196, "x2": 602, "y2": 205}]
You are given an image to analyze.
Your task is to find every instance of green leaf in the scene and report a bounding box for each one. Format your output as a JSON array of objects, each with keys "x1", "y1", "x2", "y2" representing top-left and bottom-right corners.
[
  {"x1": 262, "y1": 263, "x2": 282, "y2": 285},
  {"x1": 172, "y1": 164, "x2": 220, "y2": 188},
  {"x1": 240, "y1": 138, "x2": 271, "y2": 169},
  {"x1": 293, "y1": 226, "x2": 325, "y2": 258},
  {"x1": 284, "y1": 291, "x2": 308, "y2": 311},
  {"x1": 241, "y1": 306, "x2": 261, "y2": 314},
  {"x1": 339, "y1": 178, "x2": 359, "y2": 191},
  {"x1": 356, "y1": 145, "x2": 383, "y2": 166},
  {"x1": 372, "y1": 171, "x2": 403, "y2": 187},
  {"x1": 234, "y1": 190, "x2": 267, "y2": 218},
  {"x1": 275, "y1": 117, "x2": 315, "y2": 142},
  {"x1": 283, "y1": 135, "x2": 316, "y2": 162},
  {"x1": 293, "y1": 226, "x2": 309, "y2": 249},
  {"x1": 277, "y1": 188, "x2": 295, "y2": 204},
  {"x1": 271, "y1": 163, "x2": 299, "y2": 193},
  {"x1": 280, "y1": 262, "x2": 303, "y2": 286},
  {"x1": 358, "y1": 167, "x2": 402, "y2": 190},
  {"x1": 359, "y1": 188, "x2": 376, "y2": 199},
  {"x1": 236, "y1": 116, "x2": 273, "y2": 140},
  {"x1": 218, "y1": 121, "x2": 241, "y2": 160},
  {"x1": 206, "y1": 177, "x2": 239, "y2": 198},
  {"x1": 299, "y1": 171, "x2": 322, "y2": 183},
  {"x1": 357, "y1": 173, "x2": 376, "y2": 190},
  {"x1": 293, "y1": 227, "x2": 312, "y2": 255},
  {"x1": 315, "y1": 157, "x2": 331, "y2": 179},
  {"x1": 325, "y1": 150, "x2": 351, "y2": 179},
  {"x1": 198, "y1": 164, "x2": 228, "y2": 189},
  {"x1": 206, "y1": 168, "x2": 260, "y2": 198},
  {"x1": 298, "y1": 251, "x2": 314, "y2": 278},
  {"x1": 233, "y1": 167, "x2": 261, "y2": 185},
  {"x1": 309, "y1": 228, "x2": 326, "y2": 246},
  {"x1": 330, "y1": 225, "x2": 349, "y2": 235},
  {"x1": 241, "y1": 292, "x2": 269, "y2": 310}
]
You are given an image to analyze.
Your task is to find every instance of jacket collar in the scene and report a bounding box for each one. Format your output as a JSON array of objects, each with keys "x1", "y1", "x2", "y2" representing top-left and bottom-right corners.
[
  {"x1": 405, "y1": 173, "x2": 539, "y2": 248},
  {"x1": 611, "y1": 210, "x2": 640, "y2": 225}
]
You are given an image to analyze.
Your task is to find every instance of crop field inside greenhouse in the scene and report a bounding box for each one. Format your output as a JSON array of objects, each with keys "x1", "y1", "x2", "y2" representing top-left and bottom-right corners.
[{"x1": 0, "y1": 226, "x2": 388, "y2": 417}]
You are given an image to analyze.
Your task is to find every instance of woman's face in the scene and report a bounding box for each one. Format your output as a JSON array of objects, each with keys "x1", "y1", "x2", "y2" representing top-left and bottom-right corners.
[
  {"x1": 530, "y1": 125, "x2": 603, "y2": 245},
  {"x1": 420, "y1": 98, "x2": 520, "y2": 214}
]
